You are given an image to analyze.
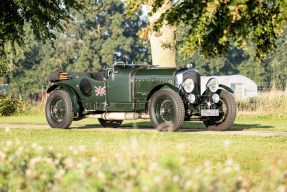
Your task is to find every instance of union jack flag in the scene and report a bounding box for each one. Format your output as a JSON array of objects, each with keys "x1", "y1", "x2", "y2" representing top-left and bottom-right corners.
[{"x1": 95, "y1": 86, "x2": 106, "y2": 96}]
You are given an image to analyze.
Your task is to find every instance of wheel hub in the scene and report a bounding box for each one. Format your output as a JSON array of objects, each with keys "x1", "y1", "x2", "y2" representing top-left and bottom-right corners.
[
  {"x1": 155, "y1": 98, "x2": 174, "y2": 122},
  {"x1": 50, "y1": 99, "x2": 65, "y2": 123}
]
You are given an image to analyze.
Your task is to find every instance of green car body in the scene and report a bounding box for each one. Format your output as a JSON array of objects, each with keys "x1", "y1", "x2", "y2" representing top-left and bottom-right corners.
[{"x1": 45, "y1": 63, "x2": 237, "y2": 131}]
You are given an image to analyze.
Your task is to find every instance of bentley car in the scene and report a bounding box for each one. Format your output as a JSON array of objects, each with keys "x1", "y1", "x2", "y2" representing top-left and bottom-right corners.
[{"x1": 45, "y1": 62, "x2": 237, "y2": 131}]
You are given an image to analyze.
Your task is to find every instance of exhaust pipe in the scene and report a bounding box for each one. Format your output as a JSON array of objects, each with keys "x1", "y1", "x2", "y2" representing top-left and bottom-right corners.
[
  {"x1": 86, "y1": 112, "x2": 149, "y2": 120},
  {"x1": 103, "y1": 112, "x2": 139, "y2": 120}
]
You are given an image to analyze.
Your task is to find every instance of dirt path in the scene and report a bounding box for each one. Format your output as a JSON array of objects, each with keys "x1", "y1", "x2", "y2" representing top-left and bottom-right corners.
[{"x1": 1, "y1": 124, "x2": 287, "y2": 137}]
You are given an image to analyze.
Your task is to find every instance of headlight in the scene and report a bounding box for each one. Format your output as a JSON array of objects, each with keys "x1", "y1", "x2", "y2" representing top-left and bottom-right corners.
[
  {"x1": 212, "y1": 93, "x2": 220, "y2": 103},
  {"x1": 207, "y1": 78, "x2": 219, "y2": 93},
  {"x1": 182, "y1": 78, "x2": 194, "y2": 93},
  {"x1": 187, "y1": 94, "x2": 196, "y2": 103}
]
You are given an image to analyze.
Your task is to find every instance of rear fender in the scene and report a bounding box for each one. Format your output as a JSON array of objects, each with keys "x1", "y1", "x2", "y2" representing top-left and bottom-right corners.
[
  {"x1": 47, "y1": 84, "x2": 60, "y2": 93},
  {"x1": 47, "y1": 83, "x2": 81, "y2": 112}
]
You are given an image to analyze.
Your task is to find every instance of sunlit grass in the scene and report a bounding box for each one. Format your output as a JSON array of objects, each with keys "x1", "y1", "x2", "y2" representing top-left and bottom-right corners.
[
  {"x1": 0, "y1": 113, "x2": 286, "y2": 132},
  {"x1": 0, "y1": 127, "x2": 287, "y2": 184},
  {"x1": 1, "y1": 98, "x2": 286, "y2": 190},
  {"x1": 0, "y1": 112, "x2": 287, "y2": 186}
]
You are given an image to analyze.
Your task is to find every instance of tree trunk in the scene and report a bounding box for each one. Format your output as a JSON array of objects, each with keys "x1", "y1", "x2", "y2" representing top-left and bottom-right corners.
[{"x1": 147, "y1": 0, "x2": 176, "y2": 67}]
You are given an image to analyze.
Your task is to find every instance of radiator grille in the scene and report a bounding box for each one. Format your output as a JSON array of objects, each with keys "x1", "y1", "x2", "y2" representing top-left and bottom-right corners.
[{"x1": 183, "y1": 72, "x2": 201, "y2": 95}]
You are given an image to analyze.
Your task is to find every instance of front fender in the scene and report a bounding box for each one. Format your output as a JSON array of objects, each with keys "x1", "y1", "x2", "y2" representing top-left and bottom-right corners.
[
  {"x1": 219, "y1": 84, "x2": 234, "y2": 94},
  {"x1": 202, "y1": 84, "x2": 234, "y2": 96},
  {"x1": 47, "y1": 83, "x2": 81, "y2": 112},
  {"x1": 146, "y1": 83, "x2": 179, "y2": 101},
  {"x1": 144, "y1": 83, "x2": 180, "y2": 112}
]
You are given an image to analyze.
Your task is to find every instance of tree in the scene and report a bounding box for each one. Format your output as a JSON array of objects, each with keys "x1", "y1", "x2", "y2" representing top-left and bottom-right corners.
[
  {"x1": 127, "y1": 0, "x2": 177, "y2": 67},
  {"x1": 150, "y1": 0, "x2": 287, "y2": 59},
  {"x1": 267, "y1": 30, "x2": 287, "y2": 90},
  {"x1": 176, "y1": 21, "x2": 273, "y2": 89},
  {"x1": 0, "y1": 0, "x2": 83, "y2": 45},
  {"x1": 49, "y1": 0, "x2": 150, "y2": 70},
  {"x1": 0, "y1": 0, "x2": 84, "y2": 75},
  {"x1": 176, "y1": 24, "x2": 243, "y2": 75},
  {"x1": 5, "y1": 0, "x2": 150, "y2": 98}
]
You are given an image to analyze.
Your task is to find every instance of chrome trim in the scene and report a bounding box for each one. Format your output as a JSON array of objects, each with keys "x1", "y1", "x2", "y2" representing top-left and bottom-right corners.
[{"x1": 175, "y1": 68, "x2": 198, "y2": 87}]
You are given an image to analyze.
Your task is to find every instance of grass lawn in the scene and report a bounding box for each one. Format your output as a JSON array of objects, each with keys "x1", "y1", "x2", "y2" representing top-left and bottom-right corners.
[
  {"x1": 0, "y1": 124, "x2": 287, "y2": 184},
  {"x1": 0, "y1": 112, "x2": 286, "y2": 131},
  {"x1": 0, "y1": 113, "x2": 286, "y2": 185}
]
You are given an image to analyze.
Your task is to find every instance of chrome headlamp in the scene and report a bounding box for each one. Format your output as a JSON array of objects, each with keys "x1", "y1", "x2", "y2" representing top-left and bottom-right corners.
[
  {"x1": 182, "y1": 78, "x2": 195, "y2": 93},
  {"x1": 187, "y1": 94, "x2": 196, "y2": 103},
  {"x1": 212, "y1": 93, "x2": 220, "y2": 103},
  {"x1": 206, "y1": 78, "x2": 219, "y2": 93}
]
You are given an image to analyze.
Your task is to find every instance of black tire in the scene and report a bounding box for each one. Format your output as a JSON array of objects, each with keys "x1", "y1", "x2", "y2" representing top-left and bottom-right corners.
[
  {"x1": 98, "y1": 119, "x2": 123, "y2": 128},
  {"x1": 149, "y1": 89, "x2": 185, "y2": 132},
  {"x1": 203, "y1": 89, "x2": 237, "y2": 131},
  {"x1": 45, "y1": 90, "x2": 73, "y2": 128}
]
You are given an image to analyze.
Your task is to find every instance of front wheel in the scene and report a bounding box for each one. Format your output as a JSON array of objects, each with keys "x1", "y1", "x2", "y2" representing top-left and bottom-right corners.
[
  {"x1": 203, "y1": 90, "x2": 237, "y2": 131},
  {"x1": 98, "y1": 119, "x2": 123, "y2": 128},
  {"x1": 45, "y1": 90, "x2": 73, "y2": 128},
  {"x1": 149, "y1": 89, "x2": 185, "y2": 132}
]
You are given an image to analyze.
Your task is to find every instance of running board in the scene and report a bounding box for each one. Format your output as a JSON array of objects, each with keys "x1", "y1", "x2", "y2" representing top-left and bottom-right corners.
[{"x1": 86, "y1": 112, "x2": 150, "y2": 120}]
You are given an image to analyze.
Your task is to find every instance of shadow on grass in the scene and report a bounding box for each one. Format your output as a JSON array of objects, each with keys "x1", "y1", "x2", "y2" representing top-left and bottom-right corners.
[
  {"x1": 72, "y1": 120, "x2": 274, "y2": 132},
  {"x1": 71, "y1": 121, "x2": 154, "y2": 130},
  {"x1": 70, "y1": 124, "x2": 102, "y2": 129},
  {"x1": 230, "y1": 123, "x2": 273, "y2": 131}
]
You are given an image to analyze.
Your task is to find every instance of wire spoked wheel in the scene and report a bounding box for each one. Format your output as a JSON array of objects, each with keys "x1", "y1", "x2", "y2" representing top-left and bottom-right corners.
[
  {"x1": 203, "y1": 90, "x2": 237, "y2": 131},
  {"x1": 155, "y1": 97, "x2": 175, "y2": 123},
  {"x1": 45, "y1": 90, "x2": 73, "y2": 128},
  {"x1": 149, "y1": 89, "x2": 185, "y2": 132},
  {"x1": 50, "y1": 98, "x2": 65, "y2": 123}
]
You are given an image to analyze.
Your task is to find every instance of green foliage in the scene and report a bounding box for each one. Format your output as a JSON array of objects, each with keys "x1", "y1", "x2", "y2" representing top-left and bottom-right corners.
[
  {"x1": 0, "y1": 0, "x2": 84, "y2": 46},
  {"x1": 134, "y1": 0, "x2": 287, "y2": 59},
  {"x1": 0, "y1": 45, "x2": 9, "y2": 76},
  {"x1": 177, "y1": 23, "x2": 287, "y2": 90},
  {"x1": 0, "y1": 94, "x2": 19, "y2": 116},
  {"x1": 0, "y1": 57, "x2": 9, "y2": 76},
  {"x1": 0, "y1": 90, "x2": 35, "y2": 116},
  {"x1": 0, "y1": 141, "x2": 249, "y2": 191},
  {"x1": 0, "y1": 0, "x2": 84, "y2": 76},
  {"x1": 177, "y1": 49, "x2": 240, "y2": 76},
  {"x1": 267, "y1": 30, "x2": 287, "y2": 90},
  {"x1": 5, "y1": 0, "x2": 150, "y2": 98}
]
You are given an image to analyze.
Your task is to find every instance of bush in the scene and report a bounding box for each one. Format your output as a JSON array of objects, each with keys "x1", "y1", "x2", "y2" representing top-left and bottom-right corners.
[
  {"x1": 0, "y1": 94, "x2": 19, "y2": 116},
  {"x1": 0, "y1": 93, "x2": 44, "y2": 116},
  {"x1": 256, "y1": 91, "x2": 287, "y2": 117},
  {"x1": 0, "y1": 138, "x2": 286, "y2": 191},
  {"x1": 237, "y1": 96, "x2": 258, "y2": 111},
  {"x1": 0, "y1": 140, "x2": 250, "y2": 192},
  {"x1": 16, "y1": 100, "x2": 45, "y2": 116},
  {"x1": 237, "y1": 91, "x2": 287, "y2": 118}
]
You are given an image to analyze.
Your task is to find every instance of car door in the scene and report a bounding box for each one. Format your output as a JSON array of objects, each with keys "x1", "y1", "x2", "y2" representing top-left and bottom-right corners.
[{"x1": 106, "y1": 68, "x2": 133, "y2": 111}]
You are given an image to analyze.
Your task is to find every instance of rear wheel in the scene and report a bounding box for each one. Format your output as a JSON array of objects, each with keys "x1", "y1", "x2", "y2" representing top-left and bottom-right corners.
[
  {"x1": 98, "y1": 119, "x2": 123, "y2": 128},
  {"x1": 149, "y1": 89, "x2": 185, "y2": 132},
  {"x1": 203, "y1": 90, "x2": 237, "y2": 131},
  {"x1": 45, "y1": 90, "x2": 73, "y2": 128}
]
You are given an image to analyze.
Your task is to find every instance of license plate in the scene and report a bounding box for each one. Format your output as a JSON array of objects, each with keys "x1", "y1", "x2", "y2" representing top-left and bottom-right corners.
[{"x1": 201, "y1": 109, "x2": 219, "y2": 116}]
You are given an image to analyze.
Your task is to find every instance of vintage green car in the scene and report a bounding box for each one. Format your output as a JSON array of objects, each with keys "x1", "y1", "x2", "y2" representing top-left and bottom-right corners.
[{"x1": 45, "y1": 62, "x2": 236, "y2": 131}]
